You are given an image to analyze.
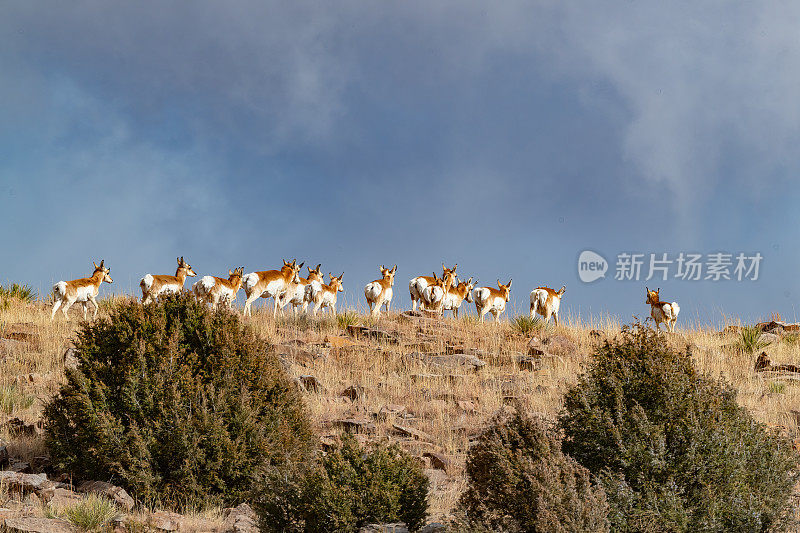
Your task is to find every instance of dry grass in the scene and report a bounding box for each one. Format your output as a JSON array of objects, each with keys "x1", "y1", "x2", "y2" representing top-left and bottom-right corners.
[{"x1": 2, "y1": 297, "x2": 800, "y2": 524}]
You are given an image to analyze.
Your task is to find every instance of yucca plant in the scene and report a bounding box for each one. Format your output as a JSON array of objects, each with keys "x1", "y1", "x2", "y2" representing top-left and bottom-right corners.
[
  {"x1": 0, "y1": 385, "x2": 35, "y2": 415},
  {"x1": 0, "y1": 283, "x2": 37, "y2": 303},
  {"x1": 47, "y1": 494, "x2": 119, "y2": 532},
  {"x1": 738, "y1": 325, "x2": 772, "y2": 355},
  {"x1": 336, "y1": 311, "x2": 360, "y2": 329},
  {"x1": 510, "y1": 315, "x2": 547, "y2": 335}
]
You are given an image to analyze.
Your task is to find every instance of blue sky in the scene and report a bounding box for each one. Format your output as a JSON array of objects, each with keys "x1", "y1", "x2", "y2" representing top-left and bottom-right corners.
[{"x1": 2, "y1": 2, "x2": 799, "y2": 325}]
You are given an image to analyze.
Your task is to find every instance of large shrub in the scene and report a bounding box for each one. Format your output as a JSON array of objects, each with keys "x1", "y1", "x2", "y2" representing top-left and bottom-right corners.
[
  {"x1": 257, "y1": 433, "x2": 429, "y2": 532},
  {"x1": 45, "y1": 293, "x2": 314, "y2": 507},
  {"x1": 560, "y1": 324, "x2": 799, "y2": 532},
  {"x1": 458, "y1": 409, "x2": 609, "y2": 533}
]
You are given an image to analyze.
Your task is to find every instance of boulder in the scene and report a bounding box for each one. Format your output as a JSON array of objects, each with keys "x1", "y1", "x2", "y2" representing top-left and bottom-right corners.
[
  {"x1": 222, "y1": 503, "x2": 258, "y2": 533},
  {"x1": 3, "y1": 517, "x2": 77, "y2": 533},
  {"x1": 392, "y1": 424, "x2": 433, "y2": 442},
  {"x1": 147, "y1": 511, "x2": 183, "y2": 531},
  {"x1": 404, "y1": 352, "x2": 485, "y2": 372},
  {"x1": 335, "y1": 418, "x2": 377, "y2": 434},
  {"x1": 422, "y1": 452, "x2": 451, "y2": 473},
  {"x1": 359, "y1": 524, "x2": 409, "y2": 533},
  {"x1": 78, "y1": 480, "x2": 135, "y2": 510},
  {"x1": 63, "y1": 348, "x2": 79, "y2": 371},
  {"x1": 0, "y1": 471, "x2": 49, "y2": 493},
  {"x1": 517, "y1": 355, "x2": 541, "y2": 371},
  {"x1": 341, "y1": 385, "x2": 365, "y2": 401},
  {"x1": 297, "y1": 375, "x2": 321, "y2": 393}
]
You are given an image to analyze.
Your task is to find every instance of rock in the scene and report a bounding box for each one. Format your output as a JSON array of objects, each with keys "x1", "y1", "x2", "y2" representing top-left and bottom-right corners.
[
  {"x1": 359, "y1": 524, "x2": 409, "y2": 533},
  {"x1": 46, "y1": 487, "x2": 83, "y2": 507},
  {"x1": 405, "y1": 352, "x2": 485, "y2": 372},
  {"x1": 63, "y1": 348, "x2": 79, "y2": 371},
  {"x1": 392, "y1": 424, "x2": 433, "y2": 442},
  {"x1": 754, "y1": 352, "x2": 800, "y2": 374},
  {"x1": 0, "y1": 445, "x2": 8, "y2": 467},
  {"x1": 78, "y1": 480, "x2": 135, "y2": 510},
  {"x1": 456, "y1": 400, "x2": 476, "y2": 413},
  {"x1": 341, "y1": 385, "x2": 365, "y2": 401},
  {"x1": 517, "y1": 355, "x2": 541, "y2": 371},
  {"x1": 7, "y1": 460, "x2": 31, "y2": 474},
  {"x1": 377, "y1": 404, "x2": 407, "y2": 420},
  {"x1": 422, "y1": 452, "x2": 451, "y2": 472},
  {"x1": 401, "y1": 310, "x2": 424, "y2": 318},
  {"x1": 0, "y1": 471, "x2": 49, "y2": 493},
  {"x1": 527, "y1": 338, "x2": 548, "y2": 356},
  {"x1": 420, "y1": 523, "x2": 447, "y2": 533},
  {"x1": 3, "y1": 517, "x2": 77, "y2": 532},
  {"x1": 335, "y1": 418, "x2": 377, "y2": 434},
  {"x1": 0, "y1": 338, "x2": 26, "y2": 355},
  {"x1": 544, "y1": 334, "x2": 577, "y2": 356},
  {"x1": 3, "y1": 418, "x2": 38, "y2": 438},
  {"x1": 325, "y1": 335, "x2": 359, "y2": 348},
  {"x1": 320, "y1": 435, "x2": 338, "y2": 450},
  {"x1": 147, "y1": 511, "x2": 183, "y2": 531},
  {"x1": 760, "y1": 333, "x2": 781, "y2": 345},
  {"x1": 222, "y1": 503, "x2": 258, "y2": 533},
  {"x1": 297, "y1": 375, "x2": 321, "y2": 393}
]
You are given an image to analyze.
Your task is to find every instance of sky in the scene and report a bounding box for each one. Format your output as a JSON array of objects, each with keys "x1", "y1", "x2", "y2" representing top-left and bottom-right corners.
[{"x1": 2, "y1": 1, "x2": 800, "y2": 326}]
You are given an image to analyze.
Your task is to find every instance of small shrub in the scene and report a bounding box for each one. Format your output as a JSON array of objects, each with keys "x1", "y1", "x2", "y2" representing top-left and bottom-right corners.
[
  {"x1": 510, "y1": 315, "x2": 546, "y2": 335},
  {"x1": 769, "y1": 381, "x2": 787, "y2": 395},
  {"x1": 336, "y1": 312, "x2": 360, "y2": 329},
  {"x1": 560, "y1": 324, "x2": 799, "y2": 531},
  {"x1": 458, "y1": 409, "x2": 609, "y2": 533},
  {"x1": 738, "y1": 325, "x2": 772, "y2": 354},
  {"x1": 48, "y1": 494, "x2": 119, "y2": 532},
  {"x1": 0, "y1": 385, "x2": 35, "y2": 414},
  {"x1": 0, "y1": 283, "x2": 37, "y2": 303},
  {"x1": 45, "y1": 293, "x2": 315, "y2": 507},
  {"x1": 257, "y1": 433, "x2": 429, "y2": 532}
]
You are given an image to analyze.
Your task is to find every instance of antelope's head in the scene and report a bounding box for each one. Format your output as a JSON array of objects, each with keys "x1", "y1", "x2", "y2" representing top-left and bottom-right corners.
[
  {"x1": 645, "y1": 287, "x2": 660, "y2": 305},
  {"x1": 93, "y1": 260, "x2": 113, "y2": 284},
  {"x1": 284, "y1": 259, "x2": 304, "y2": 283},
  {"x1": 497, "y1": 278, "x2": 512, "y2": 301},
  {"x1": 379, "y1": 265, "x2": 397, "y2": 285},
  {"x1": 463, "y1": 277, "x2": 475, "y2": 303},
  {"x1": 557, "y1": 285, "x2": 566, "y2": 298},
  {"x1": 228, "y1": 267, "x2": 244, "y2": 281},
  {"x1": 177, "y1": 256, "x2": 197, "y2": 277},
  {"x1": 307, "y1": 263, "x2": 323, "y2": 283},
  {"x1": 329, "y1": 272, "x2": 344, "y2": 293}
]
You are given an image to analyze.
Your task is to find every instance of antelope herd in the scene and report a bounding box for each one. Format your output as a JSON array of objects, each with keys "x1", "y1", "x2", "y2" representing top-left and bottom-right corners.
[{"x1": 49, "y1": 258, "x2": 682, "y2": 330}]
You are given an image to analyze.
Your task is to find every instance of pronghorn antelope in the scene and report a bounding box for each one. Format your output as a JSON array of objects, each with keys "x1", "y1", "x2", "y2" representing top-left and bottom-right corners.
[
  {"x1": 474, "y1": 279, "x2": 512, "y2": 323},
  {"x1": 645, "y1": 287, "x2": 680, "y2": 332},
  {"x1": 140, "y1": 257, "x2": 197, "y2": 304},
  {"x1": 192, "y1": 267, "x2": 244, "y2": 309},
  {"x1": 311, "y1": 272, "x2": 344, "y2": 316},
  {"x1": 420, "y1": 271, "x2": 456, "y2": 315},
  {"x1": 530, "y1": 285, "x2": 566, "y2": 325},
  {"x1": 51, "y1": 260, "x2": 113, "y2": 320},
  {"x1": 279, "y1": 264, "x2": 323, "y2": 315},
  {"x1": 441, "y1": 276, "x2": 475, "y2": 318},
  {"x1": 242, "y1": 259, "x2": 303, "y2": 317},
  {"x1": 409, "y1": 264, "x2": 457, "y2": 311},
  {"x1": 364, "y1": 265, "x2": 396, "y2": 317}
]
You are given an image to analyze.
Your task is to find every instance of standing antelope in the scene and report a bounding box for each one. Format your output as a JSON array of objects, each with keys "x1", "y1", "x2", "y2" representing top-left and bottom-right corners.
[
  {"x1": 442, "y1": 276, "x2": 475, "y2": 318},
  {"x1": 474, "y1": 279, "x2": 512, "y2": 323},
  {"x1": 409, "y1": 264, "x2": 457, "y2": 311},
  {"x1": 312, "y1": 272, "x2": 344, "y2": 316},
  {"x1": 421, "y1": 271, "x2": 456, "y2": 314},
  {"x1": 140, "y1": 257, "x2": 197, "y2": 304},
  {"x1": 530, "y1": 285, "x2": 566, "y2": 325},
  {"x1": 51, "y1": 260, "x2": 113, "y2": 320},
  {"x1": 364, "y1": 265, "x2": 396, "y2": 318},
  {"x1": 279, "y1": 264, "x2": 323, "y2": 315},
  {"x1": 193, "y1": 267, "x2": 244, "y2": 309},
  {"x1": 242, "y1": 259, "x2": 303, "y2": 317},
  {"x1": 645, "y1": 287, "x2": 680, "y2": 332}
]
